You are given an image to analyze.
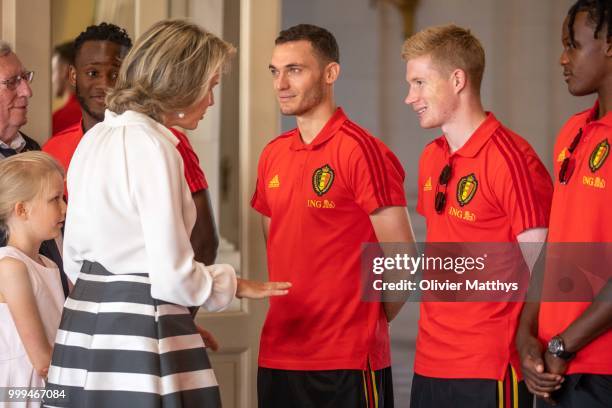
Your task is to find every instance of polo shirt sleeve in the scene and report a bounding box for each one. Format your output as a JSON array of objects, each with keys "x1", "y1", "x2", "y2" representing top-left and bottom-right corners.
[
  {"x1": 251, "y1": 146, "x2": 272, "y2": 217},
  {"x1": 43, "y1": 135, "x2": 70, "y2": 173},
  {"x1": 42, "y1": 137, "x2": 62, "y2": 165},
  {"x1": 177, "y1": 142, "x2": 208, "y2": 193},
  {"x1": 173, "y1": 131, "x2": 208, "y2": 193},
  {"x1": 491, "y1": 145, "x2": 553, "y2": 236},
  {"x1": 347, "y1": 139, "x2": 407, "y2": 214}
]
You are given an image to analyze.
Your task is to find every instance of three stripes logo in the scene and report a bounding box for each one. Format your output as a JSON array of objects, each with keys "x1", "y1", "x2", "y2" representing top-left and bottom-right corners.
[
  {"x1": 456, "y1": 173, "x2": 478, "y2": 207},
  {"x1": 557, "y1": 147, "x2": 568, "y2": 163},
  {"x1": 589, "y1": 139, "x2": 609, "y2": 173},
  {"x1": 268, "y1": 174, "x2": 280, "y2": 188}
]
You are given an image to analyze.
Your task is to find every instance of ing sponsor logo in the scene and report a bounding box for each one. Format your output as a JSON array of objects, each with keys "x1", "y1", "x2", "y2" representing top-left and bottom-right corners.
[{"x1": 306, "y1": 199, "x2": 336, "y2": 209}]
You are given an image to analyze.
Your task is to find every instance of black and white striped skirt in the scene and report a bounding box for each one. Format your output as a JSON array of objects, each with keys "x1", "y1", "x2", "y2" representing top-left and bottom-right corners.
[{"x1": 44, "y1": 261, "x2": 221, "y2": 408}]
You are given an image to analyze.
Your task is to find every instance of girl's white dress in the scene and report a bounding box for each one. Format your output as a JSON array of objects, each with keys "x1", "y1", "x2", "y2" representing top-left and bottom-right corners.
[{"x1": 0, "y1": 246, "x2": 64, "y2": 407}]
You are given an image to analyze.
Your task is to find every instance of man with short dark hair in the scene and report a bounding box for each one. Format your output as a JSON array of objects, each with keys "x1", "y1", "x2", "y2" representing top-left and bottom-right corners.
[
  {"x1": 516, "y1": 1, "x2": 612, "y2": 406},
  {"x1": 252, "y1": 24, "x2": 414, "y2": 407},
  {"x1": 52, "y1": 23, "x2": 131, "y2": 137},
  {"x1": 0, "y1": 41, "x2": 69, "y2": 297}
]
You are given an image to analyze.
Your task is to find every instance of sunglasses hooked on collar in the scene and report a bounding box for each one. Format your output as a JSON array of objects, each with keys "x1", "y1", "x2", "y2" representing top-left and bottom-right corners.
[
  {"x1": 558, "y1": 128, "x2": 583, "y2": 184},
  {"x1": 435, "y1": 163, "x2": 452, "y2": 214}
]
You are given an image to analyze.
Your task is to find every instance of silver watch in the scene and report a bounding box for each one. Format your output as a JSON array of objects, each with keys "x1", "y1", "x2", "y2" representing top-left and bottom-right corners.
[{"x1": 547, "y1": 335, "x2": 575, "y2": 360}]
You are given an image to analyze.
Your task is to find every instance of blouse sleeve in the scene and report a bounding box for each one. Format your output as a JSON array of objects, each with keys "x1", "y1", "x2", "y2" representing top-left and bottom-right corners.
[{"x1": 125, "y1": 126, "x2": 236, "y2": 310}]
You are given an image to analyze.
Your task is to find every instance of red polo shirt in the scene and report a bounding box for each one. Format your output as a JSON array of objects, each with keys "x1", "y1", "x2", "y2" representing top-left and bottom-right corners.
[
  {"x1": 539, "y1": 101, "x2": 612, "y2": 375},
  {"x1": 52, "y1": 93, "x2": 82, "y2": 135},
  {"x1": 43, "y1": 121, "x2": 208, "y2": 194},
  {"x1": 43, "y1": 121, "x2": 83, "y2": 173},
  {"x1": 416, "y1": 113, "x2": 553, "y2": 380},
  {"x1": 251, "y1": 107, "x2": 407, "y2": 370}
]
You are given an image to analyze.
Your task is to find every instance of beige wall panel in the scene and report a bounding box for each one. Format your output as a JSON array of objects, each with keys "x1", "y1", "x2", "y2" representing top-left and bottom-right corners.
[
  {"x1": 2, "y1": 0, "x2": 51, "y2": 143},
  {"x1": 52, "y1": 0, "x2": 95, "y2": 45}
]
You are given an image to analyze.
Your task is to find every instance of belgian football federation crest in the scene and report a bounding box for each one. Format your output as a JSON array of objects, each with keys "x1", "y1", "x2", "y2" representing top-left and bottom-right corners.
[
  {"x1": 312, "y1": 164, "x2": 335, "y2": 196},
  {"x1": 456, "y1": 173, "x2": 478, "y2": 206},
  {"x1": 589, "y1": 139, "x2": 609, "y2": 173}
]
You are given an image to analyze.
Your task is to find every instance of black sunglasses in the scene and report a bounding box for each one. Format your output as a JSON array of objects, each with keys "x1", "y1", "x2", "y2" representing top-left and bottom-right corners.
[
  {"x1": 435, "y1": 164, "x2": 452, "y2": 213},
  {"x1": 559, "y1": 128, "x2": 583, "y2": 184}
]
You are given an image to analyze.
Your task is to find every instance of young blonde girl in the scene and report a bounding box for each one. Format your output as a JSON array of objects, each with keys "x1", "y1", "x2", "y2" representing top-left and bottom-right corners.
[{"x1": 0, "y1": 152, "x2": 66, "y2": 407}]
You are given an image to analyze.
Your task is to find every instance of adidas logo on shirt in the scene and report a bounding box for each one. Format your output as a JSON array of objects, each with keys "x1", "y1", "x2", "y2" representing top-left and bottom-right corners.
[
  {"x1": 557, "y1": 148, "x2": 568, "y2": 162},
  {"x1": 268, "y1": 175, "x2": 280, "y2": 188},
  {"x1": 423, "y1": 176, "x2": 433, "y2": 191}
]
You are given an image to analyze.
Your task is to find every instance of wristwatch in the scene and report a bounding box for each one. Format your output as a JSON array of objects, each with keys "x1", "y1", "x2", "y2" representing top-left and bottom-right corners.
[{"x1": 547, "y1": 335, "x2": 575, "y2": 361}]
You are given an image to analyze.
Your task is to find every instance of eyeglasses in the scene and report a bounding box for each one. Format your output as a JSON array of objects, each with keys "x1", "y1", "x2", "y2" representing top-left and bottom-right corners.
[
  {"x1": 435, "y1": 164, "x2": 452, "y2": 213},
  {"x1": 0, "y1": 71, "x2": 34, "y2": 91},
  {"x1": 559, "y1": 128, "x2": 582, "y2": 184}
]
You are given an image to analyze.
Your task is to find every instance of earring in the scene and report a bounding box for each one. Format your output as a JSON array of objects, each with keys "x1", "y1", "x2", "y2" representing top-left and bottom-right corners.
[{"x1": 177, "y1": 112, "x2": 185, "y2": 119}]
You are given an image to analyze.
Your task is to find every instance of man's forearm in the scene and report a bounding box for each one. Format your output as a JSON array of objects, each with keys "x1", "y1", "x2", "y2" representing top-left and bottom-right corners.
[
  {"x1": 560, "y1": 280, "x2": 612, "y2": 353},
  {"x1": 369, "y1": 206, "x2": 417, "y2": 322},
  {"x1": 516, "y1": 301, "x2": 540, "y2": 347},
  {"x1": 191, "y1": 229, "x2": 219, "y2": 265},
  {"x1": 191, "y1": 189, "x2": 219, "y2": 265}
]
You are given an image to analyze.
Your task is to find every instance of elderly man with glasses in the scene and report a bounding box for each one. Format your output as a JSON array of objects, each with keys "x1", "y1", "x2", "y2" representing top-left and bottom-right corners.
[
  {"x1": 0, "y1": 41, "x2": 69, "y2": 297},
  {"x1": 0, "y1": 42, "x2": 37, "y2": 158}
]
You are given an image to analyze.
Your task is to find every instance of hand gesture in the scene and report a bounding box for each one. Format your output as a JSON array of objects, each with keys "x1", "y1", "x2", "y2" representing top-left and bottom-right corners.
[
  {"x1": 236, "y1": 278, "x2": 291, "y2": 299},
  {"x1": 519, "y1": 336, "x2": 563, "y2": 403},
  {"x1": 544, "y1": 350, "x2": 569, "y2": 376}
]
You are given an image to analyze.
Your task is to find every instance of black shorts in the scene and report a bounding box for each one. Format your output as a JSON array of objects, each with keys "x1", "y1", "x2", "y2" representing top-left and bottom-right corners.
[
  {"x1": 410, "y1": 366, "x2": 533, "y2": 408},
  {"x1": 257, "y1": 365, "x2": 393, "y2": 408},
  {"x1": 536, "y1": 374, "x2": 612, "y2": 408}
]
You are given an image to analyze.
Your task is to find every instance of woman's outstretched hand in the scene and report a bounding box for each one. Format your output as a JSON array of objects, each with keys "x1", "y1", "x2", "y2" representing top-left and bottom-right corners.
[{"x1": 236, "y1": 278, "x2": 291, "y2": 299}]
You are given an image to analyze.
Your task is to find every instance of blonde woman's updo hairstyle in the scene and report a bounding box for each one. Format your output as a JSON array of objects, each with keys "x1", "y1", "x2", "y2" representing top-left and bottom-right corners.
[
  {"x1": 106, "y1": 19, "x2": 235, "y2": 122},
  {"x1": 0, "y1": 151, "x2": 65, "y2": 241}
]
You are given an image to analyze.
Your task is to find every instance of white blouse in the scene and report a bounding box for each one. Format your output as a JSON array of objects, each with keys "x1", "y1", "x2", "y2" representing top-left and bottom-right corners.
[{"x1": 63, "y1": 110, "x2": 236, "y2": 311}]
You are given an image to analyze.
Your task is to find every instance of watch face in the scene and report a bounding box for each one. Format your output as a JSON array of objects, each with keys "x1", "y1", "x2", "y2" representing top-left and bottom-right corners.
[{"x1": 548, "y1": 337, "x2": 563, "y2": 355}]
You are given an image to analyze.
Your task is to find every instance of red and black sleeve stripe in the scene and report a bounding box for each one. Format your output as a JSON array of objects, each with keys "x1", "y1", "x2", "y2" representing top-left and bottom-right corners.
[
  {"x1": 343, "y1": 122, "x2": 393, "y2": 208},
  {"x1": 492, "y1": 131, "x2": 546, "y2": 230}
]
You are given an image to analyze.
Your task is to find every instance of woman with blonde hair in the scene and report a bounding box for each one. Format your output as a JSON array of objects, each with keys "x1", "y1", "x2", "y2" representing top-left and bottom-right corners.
[{"x1": 44, "y1": 20, "x2": 290, "y2": 407}]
